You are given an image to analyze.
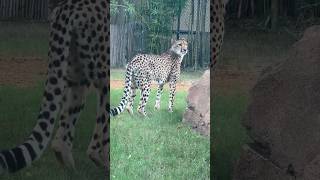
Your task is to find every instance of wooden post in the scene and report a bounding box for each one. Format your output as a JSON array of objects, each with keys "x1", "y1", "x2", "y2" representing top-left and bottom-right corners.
[
  {"x1": 176, "y1": 0, "x2": 181, "y2": 40},
  {"x1": 271, "y1": 0, "x2": 279, "y2": 30}
]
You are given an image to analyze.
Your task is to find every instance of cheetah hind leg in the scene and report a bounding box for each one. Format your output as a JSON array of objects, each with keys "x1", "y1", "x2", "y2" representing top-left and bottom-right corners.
[
  {"x1": 51, "y1": 139, "x2": 75, "y2": 169},
  {"x1": 87, "y1": 85, "x2": 109, "y2": 170},
  {"x1": 51, "y1": 86, "x2": 86, "y2": 169},
  {"x1": 137, "y1": 82, "x2": 151, "y2": 117},
  {"x1": 126, "y1": 85, "x2": 136, "y2": 115}
]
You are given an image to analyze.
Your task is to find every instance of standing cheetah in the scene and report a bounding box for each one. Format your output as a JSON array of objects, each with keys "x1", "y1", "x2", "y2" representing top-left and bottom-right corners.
[
  {"x1": 110, "y1": 38, "x2": 188, "y2": 117},
  {"x1": 0, "y1": 0, "x2": 109, "y2": 174}
]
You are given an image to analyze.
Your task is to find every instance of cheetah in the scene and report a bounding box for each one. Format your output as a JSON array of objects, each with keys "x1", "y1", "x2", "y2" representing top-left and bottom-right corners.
[
  {"x1": 110, "y1": 38, "x2": 188, "y2": 117},
  {"x1": 0, "y1": 0, "x2": 109, "y2": 174},
  {"x1": 211, "y1": 0, "x2": 228, "y2": 69}
]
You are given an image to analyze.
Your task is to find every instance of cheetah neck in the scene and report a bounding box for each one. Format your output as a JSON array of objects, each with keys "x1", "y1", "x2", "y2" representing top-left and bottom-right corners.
[{"x1": 164, "y1": 50, "x2": 185, "y2": 63}]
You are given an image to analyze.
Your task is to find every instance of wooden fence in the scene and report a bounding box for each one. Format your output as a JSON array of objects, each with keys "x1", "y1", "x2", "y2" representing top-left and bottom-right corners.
[
  {"x1": 0, "y1": 0, "x2": 49, "y2": 21},
  {"x1": 111, "y1": 23, "x2": 210, "y2": 68},
  {"x1": 111, "y1": 22, "x2": 148, "y2": 67}
]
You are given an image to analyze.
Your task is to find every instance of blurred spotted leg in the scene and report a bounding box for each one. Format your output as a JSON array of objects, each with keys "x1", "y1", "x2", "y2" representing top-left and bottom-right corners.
[
  {"x1": 51, "y1": 85, "x2": 87, "y2": 168},
  {"x1": 168, "y1": 79, "x2": 177, "y2": 113},
  {"x1": 137, "y1": 80, "x2": 151, "y2": 116},
  {"x1": 154, "y1": 83, "x2": 164, "y2": 110},
  {"x1": 126, "y1": 84, "x2": 137, "y2": 114},
  {"x1": 87, "y1": 84, "x2": 109, "y2": 171}
]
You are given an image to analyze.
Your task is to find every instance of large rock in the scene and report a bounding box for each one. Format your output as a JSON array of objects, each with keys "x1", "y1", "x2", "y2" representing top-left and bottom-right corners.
[
  {"x1": 234, "y1": 145, "x2": 292, "y2": 180},
  {"x1": 234, "y1": 26, "x2": 320, "y2": 179},
  {"x1": 183, "y1": 70, "x2": 210, "y2": 136}
]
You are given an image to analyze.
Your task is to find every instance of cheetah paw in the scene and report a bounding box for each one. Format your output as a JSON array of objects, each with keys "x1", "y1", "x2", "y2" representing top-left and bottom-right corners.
[
  {"x1": 154, "y1": 103, "x2": 160, "y2": 110},
  {"x1": 51, "y1": 139, "x2": 75, "y2": 169},
  {"x1": 137, "y1": 108, "x2": 147, "y2": 117},
  {"x1": 126, "y1": 106, "x2": 133, "y2": 115},
  {"x1": 87, "y1": 151, "x2": 104, "y2": 167}
]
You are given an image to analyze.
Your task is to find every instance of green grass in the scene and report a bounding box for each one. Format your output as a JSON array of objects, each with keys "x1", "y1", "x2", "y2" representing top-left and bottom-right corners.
[
  {"x1": 0, "y1": 22, "x2": 49, "y2": 58},
  {"x1": 0, "y1": 80, "x2": 209, "y2": 179},
  {"x1": 211, "y1": 92, "x2": 251, "y2": 180},
  {"x1": 0, "y1": 84, "x2": 105, "y2": 180},
  {"x1": 110, "y1": 88, "x2": 210, "y2": 180}
]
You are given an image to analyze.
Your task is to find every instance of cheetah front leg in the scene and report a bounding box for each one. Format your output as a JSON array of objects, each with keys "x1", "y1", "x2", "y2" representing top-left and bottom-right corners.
[
  {"x1": 154, "y1": 83, "x2": 164, "y2": 110},
  {"x1": 87, "y1": 84, "x2": 109, "y2": 173},
  {"x1": 51, "y1": 85, "x2": 87, "y2": 169},
  {"x1": 168, "y1": 80, "x2": 177, "y2": 113}
]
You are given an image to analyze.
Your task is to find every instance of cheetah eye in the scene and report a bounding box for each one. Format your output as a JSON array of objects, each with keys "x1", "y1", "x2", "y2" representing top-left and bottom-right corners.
[{"x1": 178, "y1": 44, "x2": 182, "y2": 46}]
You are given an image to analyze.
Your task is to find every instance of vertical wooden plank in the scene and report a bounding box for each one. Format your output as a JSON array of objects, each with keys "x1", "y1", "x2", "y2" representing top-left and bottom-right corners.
[
  {"x1": 7, "y1": 0, "x2": 9, "y2": 19},
  {"x1": 44, "y1": 0, "x2": 48, "y2": 21},
  {"x1": 31, "y1": 0, "x2": 34, "y2": 19},
  {"x1": 14, "y1": 0, "x2": 16, "y2": 19},
  {"x1": 7, "y1": 0, "x2": 9, "y2": 18},
  {"x1": 0, "y1": 0, "x2": 2, "y2": 18},
  {"x1": 36, "y1": 0, "x2": 38, "y2": 20},
  {"x1": 10, "y1": 0, "x2": 12, "y2": 18},
  {"x1": 0, "y1": 0, "x2": 2, "y2": 19},
  {"x1": 40, "y1": 0, "x2": 43, "y2": 20},
  {"x1": 29, "y1": 0, "x2": 31, "y2": 19},
  {"x1": 37, "y1": 0, "x2": 40, "y2": 20},
  {"x1": 16, "y1": 0, "x2": 18, "y2": 19},
  {"x1": 3, "y1": 0, "x2": 5, "y2": 19}
]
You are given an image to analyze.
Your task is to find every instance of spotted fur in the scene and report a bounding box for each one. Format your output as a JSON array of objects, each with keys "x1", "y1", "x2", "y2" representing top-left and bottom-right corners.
[
  {"x1": 110, "y1": 39, "x2": 188, "y2": 116},
  {"x1": 211, "y1": 0, "x2": 228, "y2": 70},
  {"x1": 0, "y1": 0, "x2": 109, "y2": 175}
]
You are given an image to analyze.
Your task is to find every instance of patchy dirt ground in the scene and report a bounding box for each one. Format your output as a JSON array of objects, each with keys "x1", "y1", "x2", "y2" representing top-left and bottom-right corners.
[
  {"x1": 0, "y1": 57, "x2": 47, "y2": 87},
  {"x1": 110, "y1": 80, "x2": 193, "y2": 91},
  {"x1": 0, "y1": 58, "x2": 258, "y2": 95},
  {"x1": 213, "y1": 65, "x2": 258, "y2": 95}
]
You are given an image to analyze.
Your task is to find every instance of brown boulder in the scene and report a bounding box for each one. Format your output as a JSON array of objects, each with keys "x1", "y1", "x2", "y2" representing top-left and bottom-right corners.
[
  {"x1": 234, "y1": 26, "x2": 320, "y2": 179},
  {"x1": 183, "y1": 70, "x2": 210, "y2": 136},
  {"x1": 233, "y1": 145, "x2": 292, "y2": 180}
]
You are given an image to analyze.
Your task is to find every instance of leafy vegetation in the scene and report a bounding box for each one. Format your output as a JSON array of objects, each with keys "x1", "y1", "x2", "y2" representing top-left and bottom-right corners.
[{"x1": 111, "y1": 0, "x2": 188, "y2": 53}]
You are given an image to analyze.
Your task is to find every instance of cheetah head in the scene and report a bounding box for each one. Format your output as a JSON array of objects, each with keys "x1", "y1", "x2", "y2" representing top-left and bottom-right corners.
[{"x1": 170, "y1": 38, "x2": 188, "y2": 57}]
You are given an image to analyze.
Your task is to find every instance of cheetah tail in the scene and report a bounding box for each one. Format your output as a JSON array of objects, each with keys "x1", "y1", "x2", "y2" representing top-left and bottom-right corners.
[
  {"x1": 110, "y1": 65, "x2": 133, "y2": 116},
  {"x1": 0, "y1": 21, "x2": 73, "y2": 175}
]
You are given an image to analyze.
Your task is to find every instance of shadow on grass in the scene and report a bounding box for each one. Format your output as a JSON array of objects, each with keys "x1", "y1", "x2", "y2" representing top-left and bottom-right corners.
[
  {"x1": 0, "y1": 84, "x2": 106, "y2": 180},
  {"x1": 212, "y1": 92, "x2": 251, "y2": 180}
]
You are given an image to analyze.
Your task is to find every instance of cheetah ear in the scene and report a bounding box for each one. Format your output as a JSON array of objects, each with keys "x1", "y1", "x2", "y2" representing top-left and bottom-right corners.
[{"x1": 171, "y1": 38, "x2": 176, "y2": 45}]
